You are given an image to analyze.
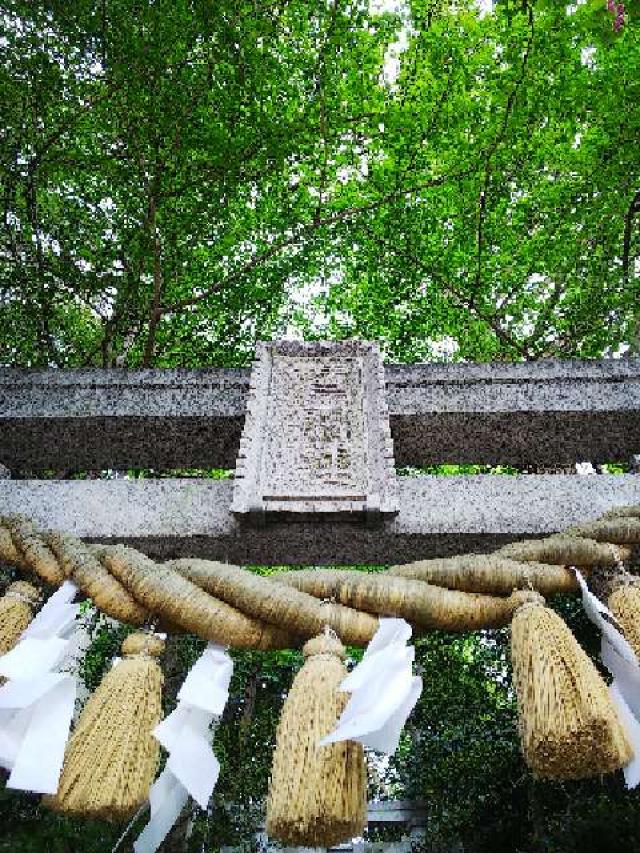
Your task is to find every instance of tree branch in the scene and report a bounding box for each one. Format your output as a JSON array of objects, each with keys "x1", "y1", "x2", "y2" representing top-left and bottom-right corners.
[
  {"x1": 165, "y1": 170, "x2": 473, "y2": 313},
  {"x1": 142, "y1": 176, "x2": 165, "y2": 367},
  {"x1": 622, "y1": 188, "x2": 640, "y2": 287},
  {"x1": 475, "y1": 0, "x2": 535, "y2": 294},
  {"x1": 359, "y1": 222, "x2": 532, "y2": 358}
]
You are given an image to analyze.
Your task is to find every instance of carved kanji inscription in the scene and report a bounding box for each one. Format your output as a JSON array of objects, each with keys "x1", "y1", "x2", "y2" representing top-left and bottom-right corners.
[{"x1": 232, "y1": 341, "x2": 397, "y2": 515}]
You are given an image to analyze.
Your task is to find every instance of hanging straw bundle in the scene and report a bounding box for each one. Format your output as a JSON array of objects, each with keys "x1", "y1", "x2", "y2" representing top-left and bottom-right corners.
[
  {"x1": 609, "y1": 581, "x2": 640, "y2": 660},
  {"x1": 510, "y1": 594, "x2": 631, "y2": 779},
  {"x1": 44, "y1": 632, "x2": 165, "y2": 821},
  {"x1": 0, "y1": 580, "x2": 40, "y2": 655},
  {"x1": 266, "y1": 633, "x2": 367, "y2": 848}
]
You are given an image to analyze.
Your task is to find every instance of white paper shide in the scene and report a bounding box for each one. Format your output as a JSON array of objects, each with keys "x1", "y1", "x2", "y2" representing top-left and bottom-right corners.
[
  {"x1": 134, "y1": 643, "x2": 233, "y2": 853},
  {"x1": 321, "y1": 618, "x2": 423, "y2": 755},
  {"x1": 0, "y1": 581, "x2": 79, "y2": 794},
  {"x1": 575, "y1": 570, "x2": 640, "y2": 788}
]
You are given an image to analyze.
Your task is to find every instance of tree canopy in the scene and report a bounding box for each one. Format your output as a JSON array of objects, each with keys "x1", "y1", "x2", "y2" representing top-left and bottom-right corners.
[{"x1": 1, "y1": 0, "x2": 639, "y2": 367}]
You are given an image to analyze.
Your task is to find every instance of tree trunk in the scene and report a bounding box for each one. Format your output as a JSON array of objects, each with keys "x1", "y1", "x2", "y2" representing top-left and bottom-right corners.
[{"x1": 142, "y1": 192, "x2": 164, "y2": 367}]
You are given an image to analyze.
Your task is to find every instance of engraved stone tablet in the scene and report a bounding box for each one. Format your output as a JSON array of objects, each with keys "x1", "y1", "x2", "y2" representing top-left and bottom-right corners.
[{"x1": 232, "y1": 341, "x2": 397, "y2": 516}]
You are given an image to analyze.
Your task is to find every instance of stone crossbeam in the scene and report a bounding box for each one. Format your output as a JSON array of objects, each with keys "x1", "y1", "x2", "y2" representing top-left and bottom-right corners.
[
  {"x1": 1, "y1": 474, "x2": 639, "y2": 564},
  {"x1": 1, "y1": 358, "x2": 639, "y2": 471}
]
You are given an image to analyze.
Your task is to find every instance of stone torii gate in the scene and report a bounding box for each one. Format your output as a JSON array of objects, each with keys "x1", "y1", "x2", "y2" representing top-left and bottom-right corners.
[
  {"x1": 0, "y1": 341, "x2": 640, "y2": 850},
  {"x1": 1, "y1": 341, "x2": 639, "y2": 565}
]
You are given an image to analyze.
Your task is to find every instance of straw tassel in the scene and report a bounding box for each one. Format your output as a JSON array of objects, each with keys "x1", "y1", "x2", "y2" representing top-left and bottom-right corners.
[
  {"x1": 43, "y1": 632, "x2": 164, "y2": 821},
  {"x1": 0, "y1": 581, "x2": 40, "y2": 655},
  {"x1": 609, "y1": 582, "x2": 640, "y2": 660},
  {"x1": 510, "y1": 593, "x2": 632, "y2": 779},
  {"x1": 266, "y1": 633, "x2": 367, "y2": 848}
]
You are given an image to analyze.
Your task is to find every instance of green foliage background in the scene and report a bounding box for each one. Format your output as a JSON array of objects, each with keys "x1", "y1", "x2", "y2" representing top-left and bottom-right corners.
[
  {"x1": 1, "y1": 0, "x2": 639, "y2": 366},
  {"x1": 1, "y1": 0, "x2": 640, "y2": 850}
]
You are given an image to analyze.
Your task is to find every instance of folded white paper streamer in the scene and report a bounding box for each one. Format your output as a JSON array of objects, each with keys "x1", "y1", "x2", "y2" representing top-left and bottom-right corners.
[
  {"x1": 0, "y1": 581, "x2": 79, "y2": 794},
  {"x1": 134, "y1": 643, "x2": 233, "y2": 853},
  {"x1": 574, "y1": 570, "x2": 640, "y2": 788},
  {"x1": 320, "y1": 618, "x2": 423, "y2": 755}
]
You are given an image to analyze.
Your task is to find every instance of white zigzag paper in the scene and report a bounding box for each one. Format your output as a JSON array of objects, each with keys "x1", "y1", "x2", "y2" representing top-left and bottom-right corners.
[
  {"x1": 575, "y1": 570, "x2": 640, "y2": 789},
  {"x1": 0, "y1": 580, "x2": 79, "y2": 794},
  {"x1": 134, "y1": 643, "x2": 233, "y2": 853},
  {"x1": 320, "y1": 618, "x2": 422, "y2": 755}
]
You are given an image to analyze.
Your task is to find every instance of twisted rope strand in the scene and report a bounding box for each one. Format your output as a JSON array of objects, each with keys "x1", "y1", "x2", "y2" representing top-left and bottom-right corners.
[{"x1": 0, "y1": 507, "x2": 637, "y2": 649}]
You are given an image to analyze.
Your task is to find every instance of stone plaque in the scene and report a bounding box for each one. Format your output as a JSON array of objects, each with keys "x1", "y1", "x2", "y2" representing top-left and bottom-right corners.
[{"x1": 231, "y1": 341, "x2": 397, "y2": 516}]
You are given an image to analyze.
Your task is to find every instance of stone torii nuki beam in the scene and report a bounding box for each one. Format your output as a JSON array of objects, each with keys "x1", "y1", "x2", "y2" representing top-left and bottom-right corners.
[{"x1": 1, "y1": 473, "x2": 639, "y2": 564}]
